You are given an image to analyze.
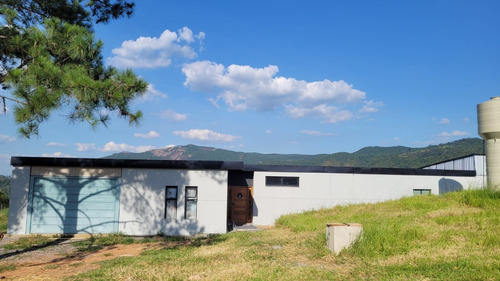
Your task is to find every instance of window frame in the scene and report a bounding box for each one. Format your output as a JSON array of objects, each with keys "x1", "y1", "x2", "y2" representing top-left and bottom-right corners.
[
  {"x1": 265, "y1": 176, "x2": 300, "y2": 187},
  {"x1": 165, "y1": 186, "x2": 178, "y2": 219},
  {"x1": 185, "y1": 186, "x2": 198, "y2": 220}
]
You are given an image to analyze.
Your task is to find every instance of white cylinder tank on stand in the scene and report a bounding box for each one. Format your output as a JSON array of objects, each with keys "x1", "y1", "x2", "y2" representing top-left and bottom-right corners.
[{"x1": 477, "y1": 97, "x2": 500, "y2": 189}]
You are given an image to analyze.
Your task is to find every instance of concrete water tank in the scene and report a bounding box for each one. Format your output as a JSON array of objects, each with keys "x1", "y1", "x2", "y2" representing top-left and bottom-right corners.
[{"x1": 477, "y1": 97, "x2": 500, "y2": 188}]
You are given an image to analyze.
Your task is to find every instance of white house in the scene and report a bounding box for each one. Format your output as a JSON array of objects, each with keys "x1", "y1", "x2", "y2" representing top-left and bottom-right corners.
[{"x1": 7, "y1": 156, "x2": 484, "y2": 236}]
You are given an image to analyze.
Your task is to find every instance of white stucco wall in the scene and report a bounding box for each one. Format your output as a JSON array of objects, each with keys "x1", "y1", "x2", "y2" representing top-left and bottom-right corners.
[
  {"x1": 7, "y1": 166, "x2": 31, "y2": 235},
  {"x1": 119, "y1": 168, "x2": 228, "y2": 236},
  {"x1": 251, "y1": 171, "x2": 484, "y2": 226}
]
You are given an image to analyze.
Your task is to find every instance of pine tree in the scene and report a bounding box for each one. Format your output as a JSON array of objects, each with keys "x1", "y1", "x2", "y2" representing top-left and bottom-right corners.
[{"x1": 0, "y1": 0, "x2": 147, "y2": 137}]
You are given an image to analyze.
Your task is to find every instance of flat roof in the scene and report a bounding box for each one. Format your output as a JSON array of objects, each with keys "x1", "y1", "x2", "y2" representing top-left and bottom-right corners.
[
  {"x1": 11, "y1": 156, "x2": 476, "y2": 177},
  {"x1": 244, "y1": 164, "x2": 476, "y2": 177},
  {"x1": 11, "y1": 157, "x2": 244, "y2": 171}
]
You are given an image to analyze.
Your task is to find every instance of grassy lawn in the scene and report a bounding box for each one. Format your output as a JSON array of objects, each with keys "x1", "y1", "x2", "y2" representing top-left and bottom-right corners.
[{"x1": 63, "y1": 189, "x2": 500, "y2": 280}]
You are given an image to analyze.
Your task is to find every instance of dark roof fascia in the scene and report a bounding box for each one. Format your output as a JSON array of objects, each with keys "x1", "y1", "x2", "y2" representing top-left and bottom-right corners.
[
  {"x1": 11, "y1": 157, "x2": 476, "y2": 177},
  {"x1": 11, "y1": 157, "x2": 244, "y2": 171},
  {"x1": 243, "y1": 164, "x2": 476, "y2": 177},
  {"x1": 419, "y1": 154, "x2": 485, "y2": 169}
]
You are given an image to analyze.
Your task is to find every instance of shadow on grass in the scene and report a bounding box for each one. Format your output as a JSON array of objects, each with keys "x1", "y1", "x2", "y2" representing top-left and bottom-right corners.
[{"x1": 146, "y1": 234, "x2": 228, "y2": 251}]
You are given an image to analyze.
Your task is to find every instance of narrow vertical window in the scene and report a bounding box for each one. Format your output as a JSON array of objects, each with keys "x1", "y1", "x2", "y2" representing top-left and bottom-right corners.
[
  {"x1": 185, "y1": 186, "x2": 198, "y2": 219},
  {"x1": 165, "y1": 186, "x2": 177, "y2": 219}
]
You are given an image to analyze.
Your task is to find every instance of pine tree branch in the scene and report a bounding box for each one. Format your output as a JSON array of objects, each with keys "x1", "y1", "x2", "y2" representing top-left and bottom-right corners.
[{"x1": 0, "y1": 94, "x2": 27, "y2": 106}]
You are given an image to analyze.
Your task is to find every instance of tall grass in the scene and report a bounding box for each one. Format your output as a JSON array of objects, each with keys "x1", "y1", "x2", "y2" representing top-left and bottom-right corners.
[{"x1": 65, "y1": 189, "x2": 500, "y2": 280}]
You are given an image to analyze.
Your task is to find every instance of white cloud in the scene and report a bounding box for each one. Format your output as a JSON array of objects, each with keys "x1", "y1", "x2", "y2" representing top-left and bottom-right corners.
[
  {"x1": 439, "y1": 118, "x2": 450, "y2": 124},
  {"x1": 41, "y1": 152, "x2": 72, "y2": 157},
  {"x1": 0, "y1": 134, "x2": 15, "y2": 142},
  {"x1": 359, "y1": 100, "x2": 384, "y2": 113},
  {"x1": 107, "y1": 27, "x2": 205, "y2": 68},
  {"x1": 160, "y1": 109, "x2": 188, "y2": 121},
  {"x1": 134, "y1": 145, "x2": 156, "y2": 153},
  {"x1": 173, "y1": 129, "x2": 240, "y2": 142},
  {"x1": 137, "y1": 84, "x2": 168, "y2": 102},
  {"x1": 301, "y1": 130, "x2": 334, "y2": 137},
  {"x1": 285, "y1": 104, "x2": 353, "y2": 124},
  {"x1": 75, "y1": 143, "x2": 97, "y2": 151},
  {"x1": 101, "y1": 142, "x2": 135, "y2": 152},
  {"x1": 100, "y1": 141, "x2": 155, "y2": 153},
  {"x1": 47, "y1": 142, "x2": 65, "y2": 147},
  {"x1": 265, "y1": 130, "x2": 272, "y2": 134},
  {"x1": 182, "y1": 61, "x2": 377, "y2": 123},
  {"x1": 134, "y1": 131, "x2": 160, "y2": 139},
  {"x1": 75, "y1": 141, "x2": 156, "y2": 153},
  {"x1": 439, "y1": 130, "x2": 468, "y2": 137}
]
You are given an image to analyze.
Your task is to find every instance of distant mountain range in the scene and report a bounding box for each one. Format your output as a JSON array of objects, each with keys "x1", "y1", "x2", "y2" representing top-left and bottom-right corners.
[{"x1": 105, "y1": 138, "x2": 485, "y2": 169}]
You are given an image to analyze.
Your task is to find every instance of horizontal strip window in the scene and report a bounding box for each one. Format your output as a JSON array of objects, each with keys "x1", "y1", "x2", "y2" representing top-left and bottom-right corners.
[
  {"x1": 266, "y1": 176, "x2": 299, "y2": 187},
  {"x1": 413, "y1": 189, "x2": 431, "y2": 195}
]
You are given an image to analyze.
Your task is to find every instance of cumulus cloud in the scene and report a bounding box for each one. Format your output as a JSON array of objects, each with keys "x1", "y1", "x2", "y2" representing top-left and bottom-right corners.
[
  {"x1": 285, "y1": 104, "x2": 353, "y2": 124},
  {"x1": 134, "y1": 131, "x2": 160, "y2": 139},
  {"x1": 47, "y1": 142, "x2": 65, "y2": 147},
  {"x1": 265, "y1": 130, "x2": 272, "y2": 134},
  {"x1": 101, "y1": 142, "x2": 155, "y2": 153},
  {"x1": 182, "y1": 61, "x2": 378, "y2": 123},
  {"x1": 301, "y1": 130, "x2": 334, "y2": 136},
  {"x1": 75, "y1": 143, "x2": 97, "y2": 152},
  {"x1": 160, "y1": 109, "x2": 188, "y2": 121},
  {"x1": 75, "y1": 142, "x2": 156, "y2": 153},
  {"x1": 108, "y1": 27, "x2": 205, "y2": 68},
  {"x1": 0, "y1": 134, "x2": 15, "y2": 142},
  {"x1": 173, "y1": 129, "x2": 240, "y2": 142},
  {"x1": 439, "y1": 130, "x2": 468, "y2": 137}
]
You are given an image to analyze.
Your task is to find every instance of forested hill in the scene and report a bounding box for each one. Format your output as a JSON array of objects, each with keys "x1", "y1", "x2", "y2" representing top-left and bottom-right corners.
[{"x1": 105, "y1": 138, "x2": 484, "y2": 169}]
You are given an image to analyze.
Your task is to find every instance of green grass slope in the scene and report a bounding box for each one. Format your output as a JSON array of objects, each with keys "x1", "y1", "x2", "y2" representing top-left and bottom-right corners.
[{"x1": 68, "y1": 189, "x2": 499, "y2": 280}]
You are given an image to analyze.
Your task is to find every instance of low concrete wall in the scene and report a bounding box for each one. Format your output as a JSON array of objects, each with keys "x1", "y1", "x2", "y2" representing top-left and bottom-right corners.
[{"x1": 326, "y1": 223, "x2": 363, "y2": 254}]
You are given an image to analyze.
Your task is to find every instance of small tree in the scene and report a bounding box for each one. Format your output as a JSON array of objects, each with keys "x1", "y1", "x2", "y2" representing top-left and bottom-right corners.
[{"x1": 0, "y1": 0, "x2": 147, "y2": 137}]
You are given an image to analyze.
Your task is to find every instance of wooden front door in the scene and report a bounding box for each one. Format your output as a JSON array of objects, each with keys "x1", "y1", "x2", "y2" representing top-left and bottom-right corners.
[{"x1": 229, "y1": 186, "x2": 252, "y2": 225}]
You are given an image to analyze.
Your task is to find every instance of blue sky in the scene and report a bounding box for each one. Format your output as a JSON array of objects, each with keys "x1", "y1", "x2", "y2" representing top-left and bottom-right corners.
[{"x1": 1, "y1": 0, "x2": 499, "y2": 175}]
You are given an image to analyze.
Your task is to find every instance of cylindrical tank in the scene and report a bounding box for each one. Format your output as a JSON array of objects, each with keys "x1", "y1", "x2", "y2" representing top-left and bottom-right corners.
[{"x1": 477, "y1": 97, "x2": 500, "y2": 188}]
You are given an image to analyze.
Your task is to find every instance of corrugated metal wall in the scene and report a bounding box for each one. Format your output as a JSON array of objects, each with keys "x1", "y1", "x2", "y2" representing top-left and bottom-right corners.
[{"x1": 422, "y1": 155, "x2": 486, "y2": 176}]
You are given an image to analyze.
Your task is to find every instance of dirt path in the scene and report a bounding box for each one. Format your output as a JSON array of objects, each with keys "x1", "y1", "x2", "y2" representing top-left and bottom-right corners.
[{"x1": 0, "y1": 241, "x2": 155, "y2": 280}]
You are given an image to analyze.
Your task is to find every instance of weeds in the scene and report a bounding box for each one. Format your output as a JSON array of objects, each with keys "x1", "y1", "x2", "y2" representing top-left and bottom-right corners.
[
  {"x1": 1, "y1": 234, "x2": 52, "y2": 250},
  {"x1": 17, "y1": 189, "x2": 500, "y2": 280}
]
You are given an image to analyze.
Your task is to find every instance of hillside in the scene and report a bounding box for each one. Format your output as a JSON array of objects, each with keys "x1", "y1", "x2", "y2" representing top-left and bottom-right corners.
[{"x1": 105, "y1": 137, "x2": 484, "y2": 168}]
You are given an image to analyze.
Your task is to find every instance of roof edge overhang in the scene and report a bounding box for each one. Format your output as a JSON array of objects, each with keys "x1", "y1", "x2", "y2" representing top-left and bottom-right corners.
[
  {"x1": 243, "y1": 164, "x2": 477, "y2": 177},
  {"x1": 11, "y1": 156, "x2": 477, "y2": 177},
  {"x1": 11, "y1": 156, "x2": 244, "y2": 171}
]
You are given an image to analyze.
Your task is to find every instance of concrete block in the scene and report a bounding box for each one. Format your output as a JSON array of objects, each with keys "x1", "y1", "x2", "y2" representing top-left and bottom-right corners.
[{"x1": 326, "y1": 223, "x2": 362, "y2": 254}]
